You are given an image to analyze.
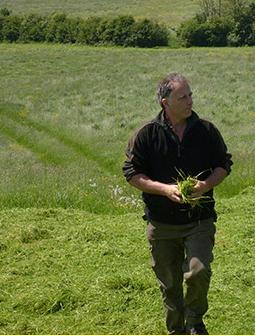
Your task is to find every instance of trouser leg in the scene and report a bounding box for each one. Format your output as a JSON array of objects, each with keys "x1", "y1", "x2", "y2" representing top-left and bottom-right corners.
[
  {"x1": 183, "y1": 220, "x2": 216, "y2": 326},
  {"x1": 148, "y1": 238, "x2": 185, "y2": 334}
]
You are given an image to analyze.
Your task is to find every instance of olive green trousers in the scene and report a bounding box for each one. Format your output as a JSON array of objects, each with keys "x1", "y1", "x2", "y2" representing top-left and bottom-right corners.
[{"x1": 147, "y1": 218, "x2": 216, "y2": 334}]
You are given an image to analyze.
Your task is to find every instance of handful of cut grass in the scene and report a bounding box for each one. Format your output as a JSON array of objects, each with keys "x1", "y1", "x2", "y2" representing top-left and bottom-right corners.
[{"x1": 176, "y1": 169, "x2": 211, "y2": 208}]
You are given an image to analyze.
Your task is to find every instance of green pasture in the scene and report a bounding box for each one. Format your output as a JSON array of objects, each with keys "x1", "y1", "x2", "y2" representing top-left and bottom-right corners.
[
  {"x1": 0, "y1": 43, "x2": 255, "y2": 334},
  {"x1": 0, "y1": 0, "x2": 199, "y2": 28}
]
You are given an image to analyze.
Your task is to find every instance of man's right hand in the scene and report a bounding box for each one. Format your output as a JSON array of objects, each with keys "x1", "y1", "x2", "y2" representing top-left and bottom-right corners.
[{"x1": 162, "y1": 184, "x2": 182, "y2": 203}]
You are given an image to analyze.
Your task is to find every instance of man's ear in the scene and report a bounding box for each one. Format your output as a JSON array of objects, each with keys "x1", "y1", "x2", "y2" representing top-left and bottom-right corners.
[{"x1": 161, "y1": 98, "x2": 169, "y2": 109}]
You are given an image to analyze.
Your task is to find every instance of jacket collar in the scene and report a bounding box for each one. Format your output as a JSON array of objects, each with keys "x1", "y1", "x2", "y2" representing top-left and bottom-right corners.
[{"x1": 153, "y1": 109, "x2": 200, "y2": 131}]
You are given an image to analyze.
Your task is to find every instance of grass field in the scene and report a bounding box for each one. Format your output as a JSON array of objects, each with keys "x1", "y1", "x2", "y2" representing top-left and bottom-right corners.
[
  {"x1": 0, "y1": 189, "x2": 254, "y2": 334},
  {"x1": 0, "y1": 43, "x2": 255, "y2": 334},
  {"x1": 0, "y1": 0, "x2": 200, "y2": 28}
]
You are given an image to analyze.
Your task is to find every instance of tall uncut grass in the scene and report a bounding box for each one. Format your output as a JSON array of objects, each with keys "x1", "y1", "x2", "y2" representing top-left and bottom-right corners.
[{"x1": 0, "y1": 44, "x2": 255, "y2": 213}]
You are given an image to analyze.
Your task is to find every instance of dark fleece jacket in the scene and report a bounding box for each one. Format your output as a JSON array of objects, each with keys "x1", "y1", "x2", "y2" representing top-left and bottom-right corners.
[{"x1": 123, "y1": 110, "x2": 233, "y2": 225}]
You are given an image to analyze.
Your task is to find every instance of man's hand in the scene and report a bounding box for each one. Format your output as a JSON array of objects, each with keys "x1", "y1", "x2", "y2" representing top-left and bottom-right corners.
[
  {"x1": 191, "y1": 167, "x2": 228, "y2": 198},
  {"x1": 163, "y1": 184, "x2": 183, "y2": 203},
  {"x1": 191, "y1": 180, "x2": 209, "y2": 198}
]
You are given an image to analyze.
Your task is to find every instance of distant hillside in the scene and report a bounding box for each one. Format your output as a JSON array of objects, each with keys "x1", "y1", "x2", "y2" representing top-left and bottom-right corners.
[{"x1": 0, "y1": 0, "x2": 200, "y2": 28}]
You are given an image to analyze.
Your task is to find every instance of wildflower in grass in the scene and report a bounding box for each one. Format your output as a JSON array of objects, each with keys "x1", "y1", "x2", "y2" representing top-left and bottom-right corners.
[
  {"x1": 110, "y1": 185, "x2": 142, "y2": 209},
  {"x1": 176, "y1": 169, "x2": 211, "y2": 208},
  {"x1": 111, "y1": 185, "x2": 123, "y2": 197},
  {"x1": 89, "y1": 179, "x2": 97, "y2": 188},
  {"x1": 118, "y1": 195, "x2": 143, "y2": 209}
]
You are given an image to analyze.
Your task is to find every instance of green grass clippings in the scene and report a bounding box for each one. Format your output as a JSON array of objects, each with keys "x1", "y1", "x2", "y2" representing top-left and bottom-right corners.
[{"x1": 176, "y1": 169, "x2": 211, "y2": 208}]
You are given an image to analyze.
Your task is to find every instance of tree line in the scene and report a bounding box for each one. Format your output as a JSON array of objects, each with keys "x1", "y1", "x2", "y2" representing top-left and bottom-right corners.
[{"x1": 177, "y1": 0, "x2": 255, "y2": 46}]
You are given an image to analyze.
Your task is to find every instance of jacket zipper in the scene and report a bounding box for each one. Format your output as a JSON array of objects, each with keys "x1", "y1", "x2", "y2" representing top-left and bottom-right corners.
[
  {"x1": 163, "y1": 124, "x2": 183, "y2": 158},
  {"x1": 177, "y1": 143, "x2": 181, "y2": 158},
  {"x1": 170, "y1": 127, "x2": 182, "y2": 158}
]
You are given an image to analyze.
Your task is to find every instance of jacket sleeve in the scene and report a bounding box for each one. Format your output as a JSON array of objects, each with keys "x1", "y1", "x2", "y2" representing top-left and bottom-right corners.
[
  {"x1": 209, "y1": 124, "x2": 233, "y2": 174},
  {"x1": 122, "y1": 126, "x2": 150, "y2": 181}
]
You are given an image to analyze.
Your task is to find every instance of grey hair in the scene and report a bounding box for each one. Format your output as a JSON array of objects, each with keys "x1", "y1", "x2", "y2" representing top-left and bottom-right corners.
[{"x1": 157, "y1": 73, "x2": 188, "y2": 108}]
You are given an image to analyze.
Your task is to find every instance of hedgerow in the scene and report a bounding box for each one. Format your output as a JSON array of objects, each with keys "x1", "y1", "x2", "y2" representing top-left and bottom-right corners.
[
  {"x1": 177, "y1": 16, "x2": 232, "y2": 47},
  {"x1": 0, "y1": 9, "x2": 169, "y2": 47}
]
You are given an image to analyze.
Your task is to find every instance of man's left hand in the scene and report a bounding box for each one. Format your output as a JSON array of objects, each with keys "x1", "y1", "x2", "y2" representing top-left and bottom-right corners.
[{"x1": 191, "y1": 180, "x2": 209, "y2": 198}]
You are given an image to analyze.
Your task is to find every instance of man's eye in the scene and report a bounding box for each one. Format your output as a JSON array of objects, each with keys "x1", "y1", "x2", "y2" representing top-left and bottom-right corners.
[{"x1": 178, "y1": 92, "x2": 192, "y2": 100}]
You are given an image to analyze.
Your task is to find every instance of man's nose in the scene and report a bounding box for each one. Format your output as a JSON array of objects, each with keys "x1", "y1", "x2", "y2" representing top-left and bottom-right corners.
[{"x1": 187, "y1": 96, "x2": 193, "y2": 105}]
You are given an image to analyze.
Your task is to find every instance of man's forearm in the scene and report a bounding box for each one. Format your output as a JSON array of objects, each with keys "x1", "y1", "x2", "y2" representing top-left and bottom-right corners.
[
  {"x1": 129, "y1": 174, "x2": 182, "y2": 203},
  {"x1": 129, "y1": 174, "x2": 167, "y2": 195},
  {"x1": 129, "y1": 168, "x2": 227, "y2": 202},
  {"x1": 193, "y1": 167, "x2": 228, "y2": 196},
  {"x1": 204, "y1": 167, "x2": 228, "y2": 190}
]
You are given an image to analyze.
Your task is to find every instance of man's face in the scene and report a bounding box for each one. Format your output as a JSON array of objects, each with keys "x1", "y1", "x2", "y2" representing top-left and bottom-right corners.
[{"x1": 164, "y1": 81, "x2": 193, "y2": 123}]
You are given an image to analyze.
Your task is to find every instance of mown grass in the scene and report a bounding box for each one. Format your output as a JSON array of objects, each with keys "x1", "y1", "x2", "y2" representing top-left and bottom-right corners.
[
  {"x1": 0, "y1": 44, "x2": 255, "y2": 212},
  {"x1": 0, "y1": 188, "x2": 254, "y2": 334},
  {"x1": 0, "y1": 0, "x2": 199, "y2": 28}
]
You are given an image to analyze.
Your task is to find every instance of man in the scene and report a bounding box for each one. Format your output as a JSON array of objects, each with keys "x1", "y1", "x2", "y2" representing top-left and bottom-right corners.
[{"x1": 122, "y1": 73, "x2": 232, "y2": 335}]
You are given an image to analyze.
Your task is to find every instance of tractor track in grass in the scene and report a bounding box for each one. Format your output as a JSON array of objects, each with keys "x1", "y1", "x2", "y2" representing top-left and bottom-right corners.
[
  {"x1": 0, "y1": 113, "x2": 64, "y2": 165},
  {"x1": 0, "y1": 103, "x2": 111, "y2": 172}
]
